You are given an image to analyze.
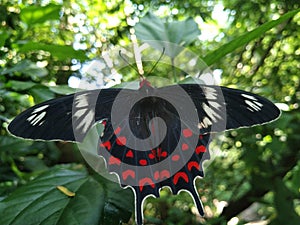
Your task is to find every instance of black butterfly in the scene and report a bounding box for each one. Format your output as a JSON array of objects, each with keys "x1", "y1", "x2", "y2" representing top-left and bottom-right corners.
[{"x1": 8, "y1": 79, "x2": 280, "y2": 225}]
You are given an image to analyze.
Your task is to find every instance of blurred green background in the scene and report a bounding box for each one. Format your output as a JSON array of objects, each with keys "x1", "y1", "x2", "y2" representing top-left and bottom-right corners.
[{"x1": 0, "y1": 1, "x2": 299, "y2": 225}]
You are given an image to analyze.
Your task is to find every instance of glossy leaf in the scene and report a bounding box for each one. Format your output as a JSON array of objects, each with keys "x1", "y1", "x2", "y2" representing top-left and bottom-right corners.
[
  {"x1": 135, "y1": 12, "x2": 200, "y2": 58},
  {"x1": 0, "y1": 166, "x2": 133, "y2": 225}
]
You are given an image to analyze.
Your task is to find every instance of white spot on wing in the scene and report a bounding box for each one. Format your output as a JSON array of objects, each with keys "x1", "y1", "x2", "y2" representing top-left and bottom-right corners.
[
  {"x1": 32, "y1": 105, "x2": 49, "y2": 113},
  {"x1": 27, "y1": 111, "x2": 47, "y2": 126},
  {"x1": 73, "y1": 93, "x2": 95, "y2": 134},
  {"x1": 241, "y1": 93, "x2": 257, "y2": 101},
  {"x1": 75, "y1": 93, "x2": 90, "y2": 108},
  {"x1": 203, "y1": 87, "x2": 218, "y2": 100},
  {"x1": 202, "y1": 102, "x2": 222, "y2": 122},
  {"x1": 244, "y1": 99, "x2": 263, "y2": 112}
]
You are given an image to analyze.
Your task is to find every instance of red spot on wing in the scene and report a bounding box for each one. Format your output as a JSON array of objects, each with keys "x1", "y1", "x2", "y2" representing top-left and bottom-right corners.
[
  {"x1": 100, "y1": 141, "x2": 111, "y2": 150},
  {"x1": 139, "y1": 177, "x2": 155, "y2": 191},
  {"x1": 126, "y1": 150, "x2": 134, "y2": 158},
  {"x1": 139, "y1": 159, "x2": 147, "y2": 166},
  {"x1": 101, "y1": 120, "x2": 107, "y2": 126},
  {"x1": 160, "y1": 151, "x2": 168, "y2": 157},
  {"x1": 154, "y1": 171, "x2": 159, "y2": 180},
  {"x1": 114, "y1": 126, "x2": 121, "y2": 135},
  {"x1": 172, "y1": 154, "x2": 180, "y2": 161},
  {"x1": 182, "y1": 143, "x2": 189, "y2": 151},
  {"x1": 154, "y1": 170, "x2": 171, "y2": 180},
  {"x1": 199, "y1": 134, "x2": 203, "y2": 139},
  {"x1": 183, "y1": 128, "x2": 193, "y2": 137},
  {"x1": 109, "y1": 156, "x2": 121, "y2": 165},
  {"x1": 160, "y1": 170, "x2": 170, "y2": 179},
  {"x1": 116, "y1": 136, "x2": 127, "y2": 146},
  {"x1": 148, "y1": 148, "x2": 167, "y2": 160},
  {"x1": 188, "y1": 161, "x2": 200, "y2": 171},
  {"x1": 148, "y1": 152, "x2": 155, "y2": 159},
  {"x1": 122, "y1": 169, "x2": 135, "y2": 180},
  {"x1": 195, "y1": 145, "x2": 206, "y2": 154},
  {"x1": 173, "y1": 172, "x2": 189, "y2": 185}
]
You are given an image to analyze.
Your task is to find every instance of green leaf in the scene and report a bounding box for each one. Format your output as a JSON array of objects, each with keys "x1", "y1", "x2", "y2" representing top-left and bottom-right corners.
[
  {"x1": 95, "y1": 174, "x2": 134, "y2": 225},
  {"x1": 22, "y1": 156, "x2": 48, "y2": 171},
  {"x1": 1, "y1": 60, "x2": 48, "y2": 78},
  {"x1": 20, "y1": 4, "x2": 61, "y2": 25},
  {"x1": 203, "y1": 8, "x2": 300, "y2": 66},
  {"x1": 135, "y1": 12, "x2": 200, "y2": 58},
  {"x1": 29, "y1": 86, "x2": 55, "y2": 103},
  {"x1": 0, "y1": 136, "x2": 33, "y2": 152},
  {"x1": 49, "y1": 85, "x2": 76, "y2": 95},
  {"x1": 0, "y1": 166, "x2": 133, "y2": 225},
  {"x1": 0, "y1": 30, "x2": 9, "y2": 47},
  {"x1": 19, "y1": 42, "x2": 87, "y2": 61},
  {"x1": 178, "y1": 76, "x2": 206, "y2": 84},
  {"x1": 271, "y1": 179, "x2": 300, "y2": 225},
  {"x1": 6, "y1": 80, "x2": 36, "y2": 91}
]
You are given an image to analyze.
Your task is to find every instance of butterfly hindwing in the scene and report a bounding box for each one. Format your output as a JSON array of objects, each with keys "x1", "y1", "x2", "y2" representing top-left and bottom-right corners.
[{"x1": 99, "y1": 118, "x2": 211, "y2": 225}]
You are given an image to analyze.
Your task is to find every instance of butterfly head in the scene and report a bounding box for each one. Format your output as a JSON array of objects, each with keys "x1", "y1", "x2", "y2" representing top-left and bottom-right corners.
[
  {"x1": 139, "y1": 79, "x2": 152, "y2": 88},
  {"x1": 139, "y1": 79, "x2": 154, "y2": 95}
]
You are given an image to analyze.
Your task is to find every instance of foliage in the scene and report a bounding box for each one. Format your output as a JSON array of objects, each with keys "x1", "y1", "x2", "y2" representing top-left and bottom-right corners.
[{"x1": 0, "y1": 0, "x2": 299, "y2": 225}]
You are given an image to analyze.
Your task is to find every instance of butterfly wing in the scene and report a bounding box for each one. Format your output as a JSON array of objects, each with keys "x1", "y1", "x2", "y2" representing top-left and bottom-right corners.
[
  {"x1": 96, "y1": 90, "x2": 211, "y2": 225},
  {"x1": 7, "y1": 88, "x2": 126, "y2": 142},
  {"x1": 8, "y1": 83, "x2": 280, "y2": 225},
  {"x1": 177, "y1": 84, "x2": 280, "y2": 133}
]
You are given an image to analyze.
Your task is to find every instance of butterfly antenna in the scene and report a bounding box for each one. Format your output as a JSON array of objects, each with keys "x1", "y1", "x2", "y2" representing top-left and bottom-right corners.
[
  {"x1": 146, "y1": 47, "x2": 165, "y2": 75},
  {"x1": 119, "y1": 50, "x2": 144, "y2": 79}
]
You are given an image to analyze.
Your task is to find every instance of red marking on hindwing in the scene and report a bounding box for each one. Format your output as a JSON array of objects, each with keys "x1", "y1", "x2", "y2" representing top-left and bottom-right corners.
[
  {"x1": 183, "y1": 128, "x2": 193, "y2": 137},
  {"x1": 139, "y1": 178, "x2": 155, "y2": 191},
  {"x1": 160, "y1": 170, "x2": 170, "y2": 179},
  {"x1": 100, "y1": 141, "x2": 111, "y2": 150},
  {"x1": 114, "y1": 126, "x2": 121, "y2": 135},
  {"x1": 122, "y1": 170, "x2": 135, "y2": 180},
  {"x1": 109, "y1": 156, "x2": 121, "y2": 165},
  {"x1": 154, "y1": 170, "x2": 171, "y2": 180},
  {"x1": 148, "y1": 152, "x2": 155, "y2": 159},
  {"x1": 172, "y1": 154, "x2": 180, "y2": 161},
  {"x1": 116, "y1": 136, "x2": 126, "y2": 146},
  {"x1": 160, "y1": 151, "x2": 167, "y2": 157},
  {"x1": 182, "y1": 143, "x2": 189, "y2": 151},
  {"x1": 188, "y1": 161, "x2": 200, "y2": 171},
  {"x1": 148, "y1": 148, "x2": 167, "y2": 160},
  {"x1": 139, "y1": 159, "x2": 147, "y2": 166},
  {"x1": 173, "y1": 172, "x2": 189, "y2": 185},
  {"x1": 196, "y1": 145, "x2": 206, "y2": 154},
  {"x1": 126, "y1": 150, "x2": 134, "y2": 158},
  {"x1": 154, "y1": 171, "x2": 160, "y2": 180},
  {"x1": 199, "y1": 134, "x2": 203, "y2": 139}
]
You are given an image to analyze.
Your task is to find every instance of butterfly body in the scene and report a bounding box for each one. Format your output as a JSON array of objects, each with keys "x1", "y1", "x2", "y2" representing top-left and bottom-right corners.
[{"x1": 8, "y1": 80, "x2": 280, "y2": 225}]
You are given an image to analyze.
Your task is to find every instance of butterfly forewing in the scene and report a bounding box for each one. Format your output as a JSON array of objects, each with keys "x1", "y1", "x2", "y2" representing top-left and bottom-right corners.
[
  {"x1": 8, "y1": 88, "x2": 124, "y2": 142},
  {"x1": 177, "y1": 84, "x2": 280, "y2": 132}
]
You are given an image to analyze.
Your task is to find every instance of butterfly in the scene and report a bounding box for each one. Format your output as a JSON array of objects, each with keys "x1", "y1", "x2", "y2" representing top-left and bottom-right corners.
[{"x1": 8, "y1": 78, "x2": 280, "y2": 225}]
